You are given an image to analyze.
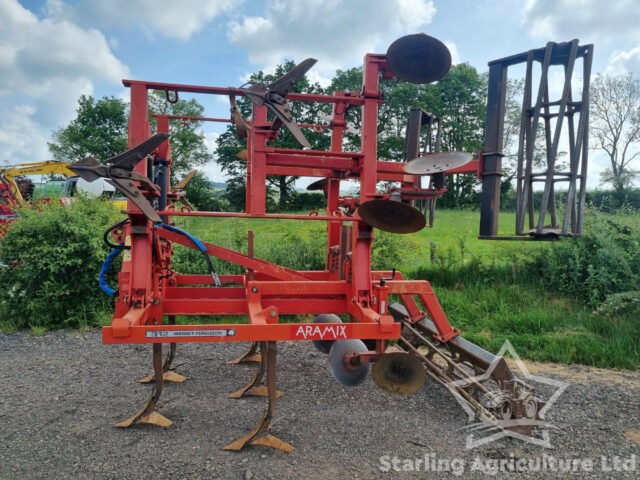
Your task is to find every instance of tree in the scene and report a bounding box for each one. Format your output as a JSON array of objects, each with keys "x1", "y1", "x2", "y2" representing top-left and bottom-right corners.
[
  {"x1": 148, "y1": 92, "x2": 213, "y2": 183},
  {"x1": 216, "y1": 61, "x2": 330, "y2": 211},
  {"x1": 590, "y1": 73, "x2": 640, "y2": 193},
  {"x1": 49, "y1": 95, "x2": 128, "y2": 162},
  {"x1": 329, "y1": 66, "x2": 423, "y2": 161},
  {"x1": 329, "y1": 64, "x2": 487, "y2": 207},
  {"x1": 184, "y1": 171, "x2": 228, "y2": 211},
  {"x1": 426, "y1": 63, "x2": 487, "y2": 208}
]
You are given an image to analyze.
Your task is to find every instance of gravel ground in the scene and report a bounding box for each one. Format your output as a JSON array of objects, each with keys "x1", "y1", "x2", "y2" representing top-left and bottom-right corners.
[{"x1": 1, "y1": 330, "x2": 638, "y2": 479}]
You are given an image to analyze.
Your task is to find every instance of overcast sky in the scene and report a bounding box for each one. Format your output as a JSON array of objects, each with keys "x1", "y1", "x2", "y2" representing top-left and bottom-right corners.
[{"x1": 2, "y1": 0, "x2": 640, "y2": 188}]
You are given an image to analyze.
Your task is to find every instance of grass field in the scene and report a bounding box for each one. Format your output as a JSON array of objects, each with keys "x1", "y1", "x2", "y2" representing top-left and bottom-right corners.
[{"x1": 170, "y1": 209, "x2": 639, "y2": 370}]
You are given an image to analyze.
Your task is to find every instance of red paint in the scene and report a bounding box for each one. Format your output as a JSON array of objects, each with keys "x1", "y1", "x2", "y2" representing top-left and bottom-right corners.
[{"x1": 107, "y1": 52, "x2": 462, "y2": 345}]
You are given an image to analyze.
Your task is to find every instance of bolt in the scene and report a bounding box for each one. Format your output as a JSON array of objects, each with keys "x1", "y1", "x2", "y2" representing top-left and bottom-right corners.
[
  {"x1": 153, "y1": 299, "x2": 160, "y2": 305},
  {"x1": 269, "y1": 311, "x2": 277, "y2": 318},
  {"x1": 251, "y1": 287, "x2": 258, "y2": 293}
]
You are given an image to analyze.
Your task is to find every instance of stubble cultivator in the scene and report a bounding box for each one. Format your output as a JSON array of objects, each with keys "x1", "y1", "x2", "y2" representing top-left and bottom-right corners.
[{"x1": 74, "y1": 33, "x2": 591, "y2": 451}]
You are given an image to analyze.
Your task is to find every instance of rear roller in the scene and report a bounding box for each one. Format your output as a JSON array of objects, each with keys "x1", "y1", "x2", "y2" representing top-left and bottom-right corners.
[
  {"x1": 328, "y1": 339, "x2": 370, "y2": 387},
  {"x1": 312, "y1": 314, "x2": 343, "y2": 354},
  {"x1": 389, "y1": 301, "x2": 544, "y2": 435}
]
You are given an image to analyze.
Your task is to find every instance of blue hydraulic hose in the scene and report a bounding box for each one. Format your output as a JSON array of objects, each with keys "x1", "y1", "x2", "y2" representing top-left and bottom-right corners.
[
  {"x1": 160, "y1": 223, "x2": 207, "y2": 253},
  {"x1": 99, "y1": 244, "x2": 124, "y2": 297},
  {"x1": 156, "y1": 223, "x2": 221, "y2": 286}
]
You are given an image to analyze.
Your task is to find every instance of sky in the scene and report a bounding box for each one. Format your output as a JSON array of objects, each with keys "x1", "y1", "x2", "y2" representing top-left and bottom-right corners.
[{"x1": 2, "y1": 0, "x2": 640, "y2": 188}]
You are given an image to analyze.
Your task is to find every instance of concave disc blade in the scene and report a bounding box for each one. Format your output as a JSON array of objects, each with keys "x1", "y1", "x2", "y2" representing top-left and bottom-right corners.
[
  {"x1": 404, "y1": 152, "x2": 473, "y2": 175},
  {"x1": 306, "y1": 178, "x2": 329, "y2": 191},
  {"x1": 372, "y1": 352, "x2": 426, "y2": 396},
  {"x1": 386, "y1": 34, "x2": 451, "y2": 84},
  {"x1": 358, "y1": 199, "x2": 426, "y2": 234},
  {"x1": 312, "y1": 314, "x2": 343, "y2": 354},
  {"x1": 328, "y1": 339, "x2": 370, "y2": 387}
]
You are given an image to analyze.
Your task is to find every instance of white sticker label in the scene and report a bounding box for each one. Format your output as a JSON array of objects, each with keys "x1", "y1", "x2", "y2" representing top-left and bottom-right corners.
[{"x1": 145, "y1": 329, "x2": 236, "y2": 338}]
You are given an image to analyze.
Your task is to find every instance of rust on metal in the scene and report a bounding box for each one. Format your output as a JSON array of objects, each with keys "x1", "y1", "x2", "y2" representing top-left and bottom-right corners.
[
  {"x1": 386, "y1": 33, "x2": 451, "y2": 84},
  {"x1": 357, "y1": 199, "x2": 426, "y2": 234},
  {"x1": 86, "y1": 33, "x2": 569, "y2": 450},
  {"x1": 371, "y1": 352, "x2": 426, "y2": 395}
]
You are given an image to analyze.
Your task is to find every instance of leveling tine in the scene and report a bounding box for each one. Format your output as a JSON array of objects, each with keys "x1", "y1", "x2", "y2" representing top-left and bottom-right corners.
[
  {"x1": 115, "y1": 343, "x2": 173, "y2": 428},
  {"x1": 138, "y1": 316, "x2": 187, "y2": 383},
  {"x1": 228, "y1": 341, "x2": 282, "y2": 398},
  {"x1": 228, "y1": 341, "x2": 262, "y2": 364},
  {"x1": 223, "y1": 342, "x2": 293, "y2": 452}
]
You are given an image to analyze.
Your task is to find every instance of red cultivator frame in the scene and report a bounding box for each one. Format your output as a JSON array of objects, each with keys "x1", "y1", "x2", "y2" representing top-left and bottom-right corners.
[{"x1": 73, "y1": 34, "x2": 588, "y2": 451}]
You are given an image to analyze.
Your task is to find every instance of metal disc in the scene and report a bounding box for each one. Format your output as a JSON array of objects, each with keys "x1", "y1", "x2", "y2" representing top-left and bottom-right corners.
[
  {"x1": 312, "y1": 314, "x2": 342, "y2": 354},
  {"x1": 306, "y1": 178, "x2": 329, "y2": 191},
  {"x1": 328, "y1": 339, "x2": 370, "y2": 387},
  {"x1": 386, "y1": 34, "x2": 452, "y2": 84},
  {"x1": 404, "y1": 152, "x2": 473, "y2": 175},
  {"x1": 358, "y1": 199, "x2": 426, "y2": 234},
  {"x1": 372, "y1": 352, "x2": 426, "y2": 396}
]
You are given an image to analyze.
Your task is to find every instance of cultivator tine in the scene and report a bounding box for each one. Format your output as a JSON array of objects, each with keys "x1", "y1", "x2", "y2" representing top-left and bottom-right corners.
[
  {"x1": 138, "y1": 343, "x2": 187, "y2": 383},
  {"x1": 115, "y1": 343, "x2": 173, "y2": 428},
  {"x1": 70, "y1": 133, "x2": 168, "y2": 223},
  {"x1": 228, "y1": 341, "x2": 262, "y2": 364},
  {"x1": 138, "y1": 317, "x2": 187, "y2": 383},
  {"x1": 239, "y1": 58, "x2": 317, "y2": 148},
  {"x1": 106, "y1": 133, "x2": 170, "y2": 170},
  {"x1": 224, "y1": 342, "x2": 293, "y2": 452},
  {"x1": 229, "y1": 342, "x2": 282, "y2": 398}
]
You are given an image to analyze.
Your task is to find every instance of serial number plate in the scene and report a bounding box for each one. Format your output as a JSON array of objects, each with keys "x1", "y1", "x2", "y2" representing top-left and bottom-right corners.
[{"x1": 145, "y1": 329, "x2": 236, "y2": 338}]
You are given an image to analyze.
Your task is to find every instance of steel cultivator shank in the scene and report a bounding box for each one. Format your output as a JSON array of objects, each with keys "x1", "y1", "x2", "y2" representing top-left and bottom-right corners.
[{"x1": 73, "y1": 33, "x2": 592, "y2": 451}]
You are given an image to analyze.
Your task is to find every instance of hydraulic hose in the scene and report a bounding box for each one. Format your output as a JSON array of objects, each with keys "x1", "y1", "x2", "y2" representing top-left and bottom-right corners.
[
  {"x1": 157, "y1": 223, "x2": 222, "y2": 286},
  {"x1": 99, "y1": 244, "x2": 124, "y2": 297},
  {"x1": 103, "y1": 219, "x2": 130, "y2": 250}
]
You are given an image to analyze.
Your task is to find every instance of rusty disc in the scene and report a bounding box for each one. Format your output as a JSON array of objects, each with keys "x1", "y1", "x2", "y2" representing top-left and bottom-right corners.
[
  {"x1": 404, "y1": 151, "x2": 473, "y2": 175},
  {"x1": 372, "y1": 352, "x2": 426, "y2": 396},
  {"x1": 306, "y1": 178, "x2": 329, "y2": 191},
  {"x1": 386, "y1": 34, "x2": 451, "y2": 84},
  {"x1": 236, "y1": 149, "x2": 248, "y2": 161},
  {"x1": 358, "y1": 199, "x2": 426, "y2": 234}
]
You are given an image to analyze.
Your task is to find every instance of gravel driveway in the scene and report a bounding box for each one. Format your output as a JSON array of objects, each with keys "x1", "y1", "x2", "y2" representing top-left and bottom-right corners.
[{"x1": 1, "y1": 330, "x2": 638, "y2": 479}]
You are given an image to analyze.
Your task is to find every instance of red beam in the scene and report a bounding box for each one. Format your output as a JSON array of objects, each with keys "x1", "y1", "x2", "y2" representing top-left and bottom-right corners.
[
  {"x1": 266, "y1": 152, "x2": 358, "y2": 170},
  {"x1": 103, "y1": 322, "x2": 401, "y2": 344},
  {"x1": 266, "y1": 166, "x2": 335, "y2": 178},
  {"x1": 151, "y1": 114, "x2": 231, "y2": 123},
  {"x1": 445, "y1": 159, "x2": 480, "y2": 175},
  {"x1": 155, "y1": 210, "x2": 353, "y2": 221},
  {"x1": 162, "y1": 298, "x2": 347, "y2": 316},
  {"x1": 122, "y1": 80, "x2": 367, "y2": 105},
  {"x1": 158, "y1": 227, "x2": 311, "y2": 281}
]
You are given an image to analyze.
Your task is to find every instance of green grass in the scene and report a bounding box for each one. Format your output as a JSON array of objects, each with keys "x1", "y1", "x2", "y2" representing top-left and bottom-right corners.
[
  {"x1": 170, "y1": 209, "x2": 639, "y2": 370},
  {"x1": 3, "y1": 205, "x2": 635, "y2": 370}
]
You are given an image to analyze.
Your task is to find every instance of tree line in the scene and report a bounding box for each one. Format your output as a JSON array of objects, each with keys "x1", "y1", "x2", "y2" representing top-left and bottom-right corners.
[{"x1": 48, "y1": 66, "x2": 640, "y2": 212}]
